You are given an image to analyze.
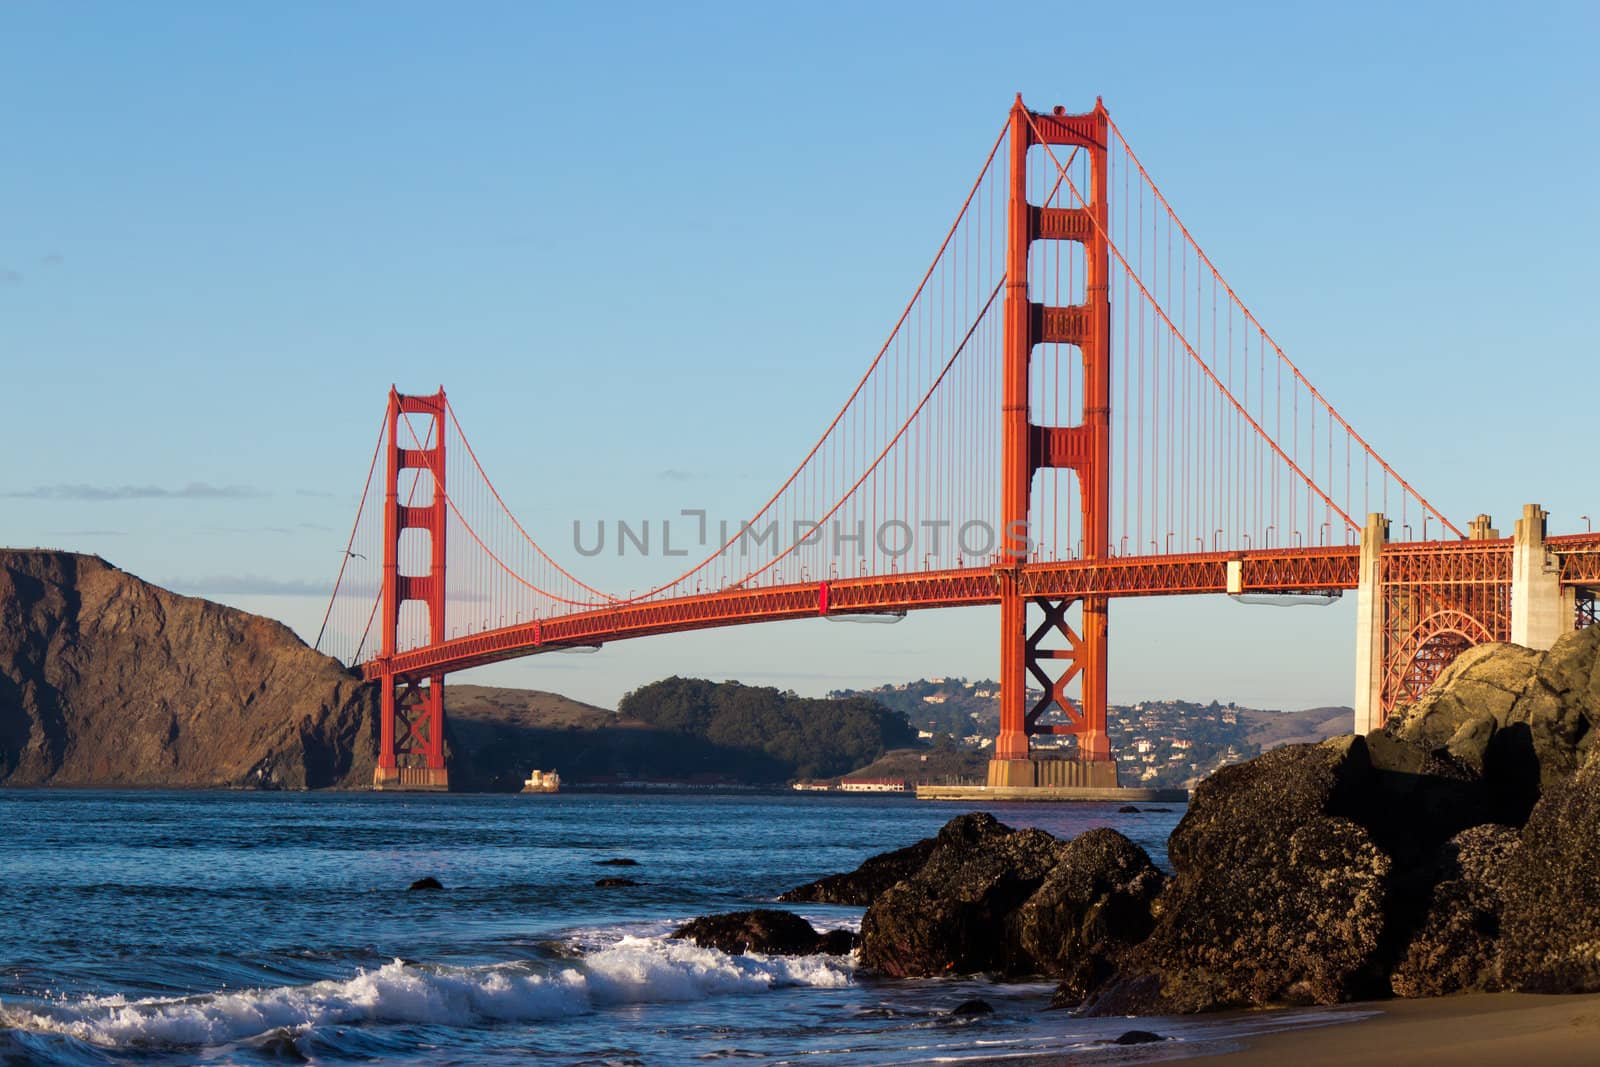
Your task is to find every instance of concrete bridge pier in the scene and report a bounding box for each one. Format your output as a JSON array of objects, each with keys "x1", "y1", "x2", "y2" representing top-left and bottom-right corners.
[
  {"x1": 1512, "y1": 504, "x2": 1574, "y2": 651},
  {"x1": 1352, "y1": 512, "x2": 1389, "y2": 736},
  {"x1": 1354, "y1": 502, "x2": 1575, "y2": 737}
]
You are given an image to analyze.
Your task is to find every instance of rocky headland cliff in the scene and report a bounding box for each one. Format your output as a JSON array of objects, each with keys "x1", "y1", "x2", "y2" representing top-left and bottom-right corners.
[
  {"x1": 0, "y1": 550, "x2": 380, "y2": 788},
  {"x1": 763, "y1": 624, "x2": 1600, "y2": 1011},
  {"x1": 0, "y1": 550, "x2": 925, "y2": 791}
]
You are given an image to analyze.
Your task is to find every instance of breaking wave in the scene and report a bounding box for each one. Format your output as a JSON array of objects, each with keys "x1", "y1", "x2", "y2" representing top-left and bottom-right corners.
[{"x1": 0, "y1": 936, "x2": 853, "y2": 1050}]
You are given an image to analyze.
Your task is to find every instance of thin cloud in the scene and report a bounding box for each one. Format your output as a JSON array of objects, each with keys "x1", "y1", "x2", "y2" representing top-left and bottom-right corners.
[
  {"x1": 201, "y1": 525, "x2": 294, "y2": 536},
  {"x1": 6, "y1": 482, "x2": 263, "y2": 502},
  {"x1": 656, "y1": 468, "x2": 698, "y2": 482},
  {"x1": 165, "y1": 574, "x2": 493, "y2": 603},
  {"x1": 0, "y1": 268, "x2": 20, "y2": 286},
  {"x1": 166, "y1": 575, "x2": 331, "y2": 597},
  {"x1": 295, "y1": 488, "x2": 340, "y2": 499},
  {"x1": 39, "y1": 254, "x2": 63, "y2": 267}
]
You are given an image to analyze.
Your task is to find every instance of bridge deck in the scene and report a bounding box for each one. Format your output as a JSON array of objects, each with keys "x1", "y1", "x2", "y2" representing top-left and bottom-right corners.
[{"x1": 368, "y1": 545, "x2": 1362, "y2": 680}]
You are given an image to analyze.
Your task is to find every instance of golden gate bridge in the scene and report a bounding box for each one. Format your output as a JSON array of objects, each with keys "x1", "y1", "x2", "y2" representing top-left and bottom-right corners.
[{"x1": 314, "y1": 96, "x2": 1600, "y2": 790}]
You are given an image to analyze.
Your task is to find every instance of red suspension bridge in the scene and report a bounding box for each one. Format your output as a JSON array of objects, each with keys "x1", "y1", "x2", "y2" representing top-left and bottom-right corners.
[{"x1": 316, "y1": 96, "x2": 1600, "y2": 791}]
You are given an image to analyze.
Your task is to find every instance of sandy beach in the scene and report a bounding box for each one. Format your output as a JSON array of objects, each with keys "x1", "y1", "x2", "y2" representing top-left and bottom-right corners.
[{"x1": 1190, "y1": 992, "x2": 1600, "y2": 1065}]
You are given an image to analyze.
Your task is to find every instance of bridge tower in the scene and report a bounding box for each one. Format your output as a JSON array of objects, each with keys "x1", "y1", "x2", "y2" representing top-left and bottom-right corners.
[
  {"x1": 990, "y1": 96, "x2": 1117, "y2": 789},
  {"x1": 374, "y1": 386, "x2": 450, "y2": 790}
]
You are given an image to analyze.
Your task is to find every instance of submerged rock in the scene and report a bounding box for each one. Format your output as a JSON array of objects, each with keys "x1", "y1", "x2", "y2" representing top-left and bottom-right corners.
[
  {"x1": 256, "y1": 1028, "x2": 311, "y2": 1062},
  {"x1": 407, "y1": 876, "x2": 444, "y2": 892},
  {"x1": 780, "y1": 836, "x2": 938, "y2": 906},
  {"x1": 594, "y1": 877, "x2": 640, "y2": 888},
  {"x1": 948, "y1": 998, "x2": 993, "y2": 1016},
  {"x1": 671, "y1": 909, "x2": 855, "y2": 956},
  {"x1": 1111, "y1": 1030, "x2": 1166, "y2": 1045},
  {"x1": 595, "y1": 857, "x2": 640, "y2": 867}
]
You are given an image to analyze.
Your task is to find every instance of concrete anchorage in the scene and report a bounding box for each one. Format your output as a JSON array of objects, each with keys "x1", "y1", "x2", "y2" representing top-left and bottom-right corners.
[{"x1": 1353, "y1": 502, "x2": 1576, "y2": 737}]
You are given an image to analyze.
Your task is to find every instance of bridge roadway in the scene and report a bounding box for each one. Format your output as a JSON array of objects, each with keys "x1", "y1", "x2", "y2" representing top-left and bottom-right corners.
[{"x1": 367, "y1": 544, "x2": 1366, "y2": 681}]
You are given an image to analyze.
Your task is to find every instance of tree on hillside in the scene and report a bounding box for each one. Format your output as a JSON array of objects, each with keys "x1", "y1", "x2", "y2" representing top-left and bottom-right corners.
[{"x1": 619, "y1": 677, "x2": 918, "y2": 780}]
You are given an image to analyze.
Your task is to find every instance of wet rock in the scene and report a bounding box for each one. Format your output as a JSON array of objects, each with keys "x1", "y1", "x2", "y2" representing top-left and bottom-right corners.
[
  {"x1": 860, "y1": 813, "x2": 1063, "y2": 978},
  {"x1": 671, "y1": 909, "x2": 856, "y2": 956},
  {"x1": 1090, "y1": 739, "x2": 1393, "y2": 1014},
  {"x1": 1017, "y1": 829, "x2": 1165, "y2": 1004},
  {"x1": 595, "y1": 857, "x2": 640, "y2": 866},
  {"x1": 1111, "y1": 1030, "x2": 1166, "y2": 1045},
  {"x1": 815, "y1": 928, "x2": 856, "y2": 955},
  {"x1": 1390, "y1": 824, "x2": 1518, "y2": 997},
  {"x1": 948, "y1": 998, "x2": 993, "y2": 1016},
  {"x1": 1501, "y1": 748, "x2": 1600, "y2": 993},
  {"x1": 256, "y1": 1029, "x2": 310, "y2": 1062},
  {"x1": 595, "y1": 877, "x2": 640, "y2": 888},
  {"x1": 407, "y1": 876, "x2": 443, "y2": 892},
  {"x1": 780, "y1": 836, "x2": 938, "y2": 906},
  {"x1": 1144, "y1": 807, "x2": 1173, "y2": 813},
  {"x1": 1116, "y1": 805, "x2": 1141, "y2": 813}
]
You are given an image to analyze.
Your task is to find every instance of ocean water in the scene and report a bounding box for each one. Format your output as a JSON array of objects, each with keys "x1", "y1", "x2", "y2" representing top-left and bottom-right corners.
[{"x1": 0, "y1": 790, "x2": 1348, "y2": 1065}]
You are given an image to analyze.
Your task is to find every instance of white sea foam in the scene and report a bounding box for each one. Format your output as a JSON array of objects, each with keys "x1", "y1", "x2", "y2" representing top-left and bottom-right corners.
[{"x1": 0, "y1": 936, "x2": 854, "y2": 1049}]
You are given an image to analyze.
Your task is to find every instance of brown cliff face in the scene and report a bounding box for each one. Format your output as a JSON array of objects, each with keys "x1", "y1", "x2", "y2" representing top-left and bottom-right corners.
[{"x1": 0, "y1": 550, "x2": 379, "y2": 788}]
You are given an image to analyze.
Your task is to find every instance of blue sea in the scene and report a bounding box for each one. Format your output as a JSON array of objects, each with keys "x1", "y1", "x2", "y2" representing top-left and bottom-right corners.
[{"x1": 0, "y1": 791, "x2": 1353, "y2": 1065}]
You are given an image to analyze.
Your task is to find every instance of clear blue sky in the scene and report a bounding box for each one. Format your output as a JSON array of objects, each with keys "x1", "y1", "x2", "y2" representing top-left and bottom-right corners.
[{"x1": 4, "y1": 2, "x2": 1596, "y2": 710}]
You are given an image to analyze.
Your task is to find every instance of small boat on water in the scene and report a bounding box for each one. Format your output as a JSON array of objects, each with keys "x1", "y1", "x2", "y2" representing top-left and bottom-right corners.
[{"x1": 521, "y1": 769, "x2": 561, "y2": 794}]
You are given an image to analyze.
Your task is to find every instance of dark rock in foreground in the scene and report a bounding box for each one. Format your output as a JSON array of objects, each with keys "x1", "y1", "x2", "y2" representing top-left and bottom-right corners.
[
  {"x1": 948, "y1": 998, "x2": 993, "y2": 1016},
  {"x1": 779, "y1": 836, "x2": 938, "y2": 906},
  {"x1": 857, "y1": 813, "x2": 1163, "y2": 985},
  {"x1": 860, "y1": 813, "x2": 1063, "y2": 977},
  {"x1": 1016, "y1": 828, "x2": 1166, "y2": 1003},
  {"x1": 1501, "y1": 745, "x2": 1600, "y2": 993},
  {"x1": 776, "y1": 629, "x2": 1600, "y2": 1012},
  {"x1": 1089, "y1": 738, "x2": 1394, "y2": 1014},
  {"x1": 1087, "y1": 628, "x2": 1600, "y2": 1013},
  {"x1": 407, "y1": 877, "x2": 444, "y2": 892},
  {"x1": 1390, "y1": 824, "x2": 1517, "y2": 997},
  {"x1": 670, "y1": 910, "x2": 856, "y2": 956}
]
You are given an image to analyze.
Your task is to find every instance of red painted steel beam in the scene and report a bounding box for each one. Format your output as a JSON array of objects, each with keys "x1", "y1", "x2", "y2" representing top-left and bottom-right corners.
[
  {"x1": 1552, "y1": 534, "x2": 1600, "y2": 586},
  {"x1": 365, "y1": 546, "x2": 1359, "y2": 681}
]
